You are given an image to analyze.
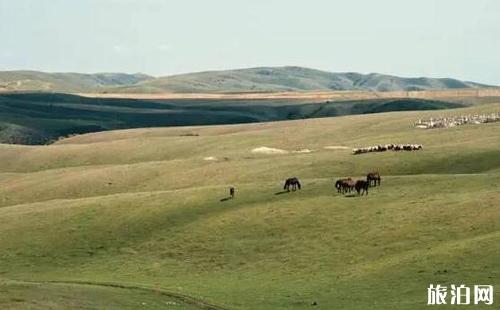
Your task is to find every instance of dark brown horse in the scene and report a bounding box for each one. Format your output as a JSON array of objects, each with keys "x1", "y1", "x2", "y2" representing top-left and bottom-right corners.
[
  {"x1": 355, "y1": 180, "x2": 369, "y2": 195},
  {"x1": 336, "y1": 178, "x2": 355, "y2": 194},
  {"x1": 367, "y1": 172, "x2": 381, "y2": 187},
  {"x1": 284, "y1": 177, "x2": 301, "y2": 191},
  {"x1": 335, "y1": 179, "x2": 346, "y2": 193}
]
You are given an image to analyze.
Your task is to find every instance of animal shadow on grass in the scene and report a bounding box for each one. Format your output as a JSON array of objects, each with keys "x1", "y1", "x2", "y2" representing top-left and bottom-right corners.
[
  {"x1": 274, "y1": 190, "x2": 290, "y2": 195},
  {"x1": 220, "y1": 196, "x2": 233, "y2": 202}
]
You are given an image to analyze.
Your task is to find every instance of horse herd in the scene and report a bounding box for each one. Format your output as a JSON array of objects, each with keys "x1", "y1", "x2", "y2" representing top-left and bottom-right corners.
[
  {"x1": 226, "y1": 173, "x2": 381, "y2": 200},
  {"x1": 334, "y1": 172, "x2": 380, "y2": 196},
  {"x1": 283, "y1": 172, "x2": 381, "y2": 196}
]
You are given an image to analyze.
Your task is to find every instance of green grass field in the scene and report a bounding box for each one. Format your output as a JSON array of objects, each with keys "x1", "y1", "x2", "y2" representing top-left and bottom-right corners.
[{"x1": 0, "y1": 103, "x2": 499, "y2": 309}]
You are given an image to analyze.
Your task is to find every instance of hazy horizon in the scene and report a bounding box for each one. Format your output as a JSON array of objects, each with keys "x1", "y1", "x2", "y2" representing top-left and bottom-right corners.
[{"x1": 1, "y1": 0, "x2": 499, "y2": 84}]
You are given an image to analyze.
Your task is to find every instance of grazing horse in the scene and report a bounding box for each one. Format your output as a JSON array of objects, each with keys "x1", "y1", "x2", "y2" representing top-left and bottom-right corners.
[
  {"x1": 335, "y1": 179, "x2": 345, "y2": 193},
  {"x1": 284, "y1": 177, "x2": 301, "y2": 191},
  {"x1": 229, "y1": 187, "x2": 235, "y2": 199},
  {"x1": 343, "y1": 178, "x2": 356, "y2": 194},
  {"x1": 335, "y1": 178, "x2": 355, "y2": 194},
  {"x1": 355, "y1": 180, "x2": 369, "y2": 196},
  {"x1": 366, "y1": 172, "x2": 381, "y2": 186}
]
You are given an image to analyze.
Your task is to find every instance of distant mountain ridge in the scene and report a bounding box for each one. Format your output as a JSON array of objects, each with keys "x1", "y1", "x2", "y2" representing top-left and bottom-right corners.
[
  {"x1": 0, "y1": 66, "x2": 494, "y2": 93},
  {"x1": 111, "y1": 66, "x2": 494, "y2": 93},
  {"x1": 0, "y1": 71, "x2": 153, "y2": 92}
]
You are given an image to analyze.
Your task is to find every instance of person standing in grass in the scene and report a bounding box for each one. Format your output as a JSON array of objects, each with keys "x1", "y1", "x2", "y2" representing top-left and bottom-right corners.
[{"x1": 229, "y1": 187, "x2": 235, "y2": 199}]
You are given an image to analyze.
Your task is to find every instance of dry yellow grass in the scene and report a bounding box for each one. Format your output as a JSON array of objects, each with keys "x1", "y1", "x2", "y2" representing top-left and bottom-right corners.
[{"x1": 74, "y1": 88, "x2": 500, "y2": 100}]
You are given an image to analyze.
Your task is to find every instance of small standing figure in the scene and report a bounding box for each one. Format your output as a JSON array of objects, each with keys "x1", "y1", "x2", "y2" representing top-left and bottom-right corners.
[{"x1": 229, "y1": 187, "x2": 235, "y2": 199}]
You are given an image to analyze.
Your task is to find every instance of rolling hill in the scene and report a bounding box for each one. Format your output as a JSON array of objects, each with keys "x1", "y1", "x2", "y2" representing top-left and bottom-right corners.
[
  {"x1": 0, "y1": 71, "x2": 153, "y2": 93},
  {"x1": 0, "y1": 67, "x2": 494, "y2": 93},
  {"x1": 0, "y1": 92, "x2": 466, "y2": 145},
  {"x1": 110, "y1": 66, "x2": 494, "y2": 93},
  {"x1": 0, "y1": 102, "x2": 499, "y2": 309}
]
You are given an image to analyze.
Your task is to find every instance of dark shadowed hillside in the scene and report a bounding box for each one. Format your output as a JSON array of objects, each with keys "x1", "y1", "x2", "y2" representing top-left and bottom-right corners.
[{"x1": 0, "y1": 92, "x2": 465, "y2": 144}]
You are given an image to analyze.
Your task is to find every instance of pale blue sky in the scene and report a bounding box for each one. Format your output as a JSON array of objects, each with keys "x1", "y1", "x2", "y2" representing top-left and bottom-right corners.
[{"x1": 0, "y1": 0, "x2": 499, "y2": 84}]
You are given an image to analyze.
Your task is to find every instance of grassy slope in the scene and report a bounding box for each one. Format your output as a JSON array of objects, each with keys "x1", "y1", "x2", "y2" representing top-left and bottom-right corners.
[
  {"x1": 0, "y1": 280, "x2": 204, "y2": 310},
  {"x1": 1, "y1": 67, "x2": 493, "y2": 94},
  {"x1": 0, "y1": 71, "x2": 152, "y2": 93},
  {"x1": 0, "y1": 92, "x2": 465, "y2": 145},
  {"x1": 0, "y1": 103, "x2": 499, "y2": 309},
  {"x1": 113, "y1": 66, "x2": 492, "y2": 93}
]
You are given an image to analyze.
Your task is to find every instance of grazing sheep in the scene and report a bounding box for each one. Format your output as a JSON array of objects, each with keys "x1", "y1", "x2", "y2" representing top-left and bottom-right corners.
[
  {"x1": 353, "y1": 143, "x2": 422, "y2": 155},
  {"x1": 415, "y1": 113, "x2": 500, "y2": 129}
]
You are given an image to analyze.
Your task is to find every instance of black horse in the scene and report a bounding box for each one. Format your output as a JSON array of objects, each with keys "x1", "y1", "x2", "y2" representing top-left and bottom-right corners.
[
  {"x1": 355, "y1": 180, "x2": 369, "y2": 196},
  {"x1": 284, "y1": 177, "x2": 301, "y2": 191},
  {"x1": 335, "y1": 179, "x2": 344, "y2": 193}
]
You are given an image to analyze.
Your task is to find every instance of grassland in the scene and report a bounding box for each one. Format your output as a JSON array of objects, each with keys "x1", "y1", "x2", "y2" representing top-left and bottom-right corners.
[{"x1": 0, "y1": 102, "x2": 499, "y2": 309}]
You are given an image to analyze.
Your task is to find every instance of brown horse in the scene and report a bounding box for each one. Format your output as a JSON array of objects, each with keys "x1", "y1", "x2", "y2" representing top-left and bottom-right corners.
[
  {"x1": 284, "y1": 177, "x2": 301, "y2": 191},
  {"x1": 355, "y1": 180, "x2": 369, "y2": 195},
  {"x1": 367, "y1": 172, "x2": 381, "y2": 186},
  {"x1": 335, "y1": 178, "x2": 355, "y2": 194}
]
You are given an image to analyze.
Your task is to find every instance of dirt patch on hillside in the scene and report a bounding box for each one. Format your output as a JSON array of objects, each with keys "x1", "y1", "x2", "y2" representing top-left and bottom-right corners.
[
  {"x1": 251, "y1": 147, "x2": 314, "y2": 155},
  {"x1": 251, "y1": 147, "x2": 289, "y2": 154},
  {"x1": 324, "y1": 146, "x2": 350, "y2": 150}
]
